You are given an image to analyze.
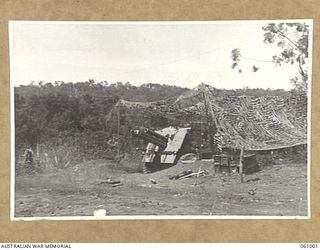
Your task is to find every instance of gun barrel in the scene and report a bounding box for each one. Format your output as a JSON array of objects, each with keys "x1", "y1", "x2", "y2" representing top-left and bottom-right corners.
[{"x1": 132, "y1": 127, "x2": 168, "y2": 149}]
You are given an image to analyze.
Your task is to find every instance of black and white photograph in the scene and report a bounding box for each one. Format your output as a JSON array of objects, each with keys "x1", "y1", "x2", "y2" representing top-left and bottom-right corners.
[{"x1": 10, "y1": 20, "x2": 312, "y2": 219}]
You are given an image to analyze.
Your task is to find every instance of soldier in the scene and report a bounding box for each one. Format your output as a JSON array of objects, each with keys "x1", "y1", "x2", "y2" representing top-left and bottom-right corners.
[{"x1": 24, "y1": 148, "x2": 34, "y2": 174}]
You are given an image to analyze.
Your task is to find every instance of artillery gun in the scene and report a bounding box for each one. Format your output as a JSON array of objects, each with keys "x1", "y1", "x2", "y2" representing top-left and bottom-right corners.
[{"x1": 131, "y1": 126, "x2": 191, "y2": 173}]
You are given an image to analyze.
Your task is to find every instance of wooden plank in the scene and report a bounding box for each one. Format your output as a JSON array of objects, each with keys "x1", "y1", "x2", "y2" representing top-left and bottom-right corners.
[{"x1": 177, "y1": 170, "x2": 207, "y2": 180}]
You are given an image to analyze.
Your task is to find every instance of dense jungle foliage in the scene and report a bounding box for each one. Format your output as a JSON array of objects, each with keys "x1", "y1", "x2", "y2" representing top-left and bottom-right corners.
[{"x1": 14, "y1": 80, "x2": 295, "y2": 172}]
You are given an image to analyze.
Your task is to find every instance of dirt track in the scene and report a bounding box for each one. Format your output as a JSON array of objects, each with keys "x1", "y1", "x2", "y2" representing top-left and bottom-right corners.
[{"x1": 15, "y1": 159, "x2": 308, "y2": 218}]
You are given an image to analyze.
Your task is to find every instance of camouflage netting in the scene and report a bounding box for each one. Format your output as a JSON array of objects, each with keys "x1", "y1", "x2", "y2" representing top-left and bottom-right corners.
[{"x1": 108, "y1": 84, "x2": 307, "y2": 151}]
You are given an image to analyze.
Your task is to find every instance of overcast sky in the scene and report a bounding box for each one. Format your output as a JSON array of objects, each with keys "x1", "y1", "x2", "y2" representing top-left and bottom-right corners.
[{"x1": 9, "y1": 21, "x2": 310, "y2": 90}]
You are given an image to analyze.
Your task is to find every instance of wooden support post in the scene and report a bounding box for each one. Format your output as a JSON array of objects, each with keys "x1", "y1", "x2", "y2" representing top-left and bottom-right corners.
[
  {"x1": 117, "y1": 105, "x2": 121, "y2": 159},
  {"x1": 228, "y1": 148, "x2": 231, "y2": 175},
  {"x1": 239, "y1": 146, "x2": 244, "y2": 183},
  {"x1": 212, "y1": 155, "x2": 216, "y2": 174}
]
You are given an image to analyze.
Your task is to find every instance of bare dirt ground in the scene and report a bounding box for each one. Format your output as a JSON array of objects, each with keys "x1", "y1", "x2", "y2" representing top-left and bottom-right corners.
[{"x1": 15, "y1": 158, "x2": 308, "y2": 218}]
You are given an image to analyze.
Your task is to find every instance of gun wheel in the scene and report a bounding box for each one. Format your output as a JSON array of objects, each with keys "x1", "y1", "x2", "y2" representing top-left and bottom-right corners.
[{"x1": 143, "y1": 163, "x2": 152, "y2": 174}]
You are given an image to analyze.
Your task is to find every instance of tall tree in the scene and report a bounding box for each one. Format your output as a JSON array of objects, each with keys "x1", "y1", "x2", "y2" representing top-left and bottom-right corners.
[
  {"x1": 263, "y1": 23, "x2": 309, "y2": 92},
  {"x1": 231, "y1": 22, "x2": 310, "y2": 93}
]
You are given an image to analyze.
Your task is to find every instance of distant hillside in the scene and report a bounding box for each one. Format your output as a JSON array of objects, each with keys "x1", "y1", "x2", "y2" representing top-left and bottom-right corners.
[
  {"x1": 14, "y1": 80, "x2": 306, "y2": 171},
  {"x1": 14, "y1": 81, "x2": 189, "y2": 164}
]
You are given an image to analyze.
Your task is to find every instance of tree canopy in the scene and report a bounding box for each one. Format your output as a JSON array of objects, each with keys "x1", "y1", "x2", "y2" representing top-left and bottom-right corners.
[{"x1": 231, "y1": 22, "x2": 310, "y2": 93}]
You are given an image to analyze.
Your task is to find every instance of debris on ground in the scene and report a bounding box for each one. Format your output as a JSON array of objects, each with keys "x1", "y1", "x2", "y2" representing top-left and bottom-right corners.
[
  {"x1": 93, "y1": 205, "x2": 106, "y2": 217},
  {"x1": 99, "y1": 178, "x2": 121, "y2": 185},
  {"x1": 177, "y1": 170, "x2": 209, "y2": 180},
  {"x1": 169, "y1": 170, "x2": 193, "y2": 180},
  {"x1": 112, "y1": 183, "x2": 123, "y2": 187},
  {"x1": 169, "y1": 169, "x2": 209, "y2": 180},
  {"x1": 150, "y1": 179, "x2": 157, "y2": 184}
]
